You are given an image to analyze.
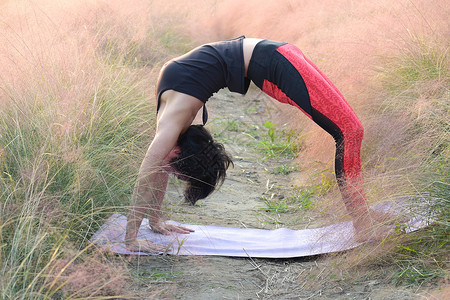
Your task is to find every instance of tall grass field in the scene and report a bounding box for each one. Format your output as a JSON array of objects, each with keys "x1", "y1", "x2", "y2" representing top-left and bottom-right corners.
[{"x1": 0, "y1": 0, "x2": 448, "y2": 298}]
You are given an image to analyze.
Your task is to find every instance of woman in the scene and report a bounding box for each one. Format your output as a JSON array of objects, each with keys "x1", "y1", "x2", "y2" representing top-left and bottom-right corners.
[{"x1": 125, "y1": 36, "x2": 395, "y2": 252}]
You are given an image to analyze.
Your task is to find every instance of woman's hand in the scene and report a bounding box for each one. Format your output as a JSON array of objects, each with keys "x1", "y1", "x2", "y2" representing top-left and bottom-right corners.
[
  {"x1": 150, "y1": 221, "x2": 195, "y2": 235},
  {"x1": 126, "y1": 239, "x2": 168, "y2": 254}
]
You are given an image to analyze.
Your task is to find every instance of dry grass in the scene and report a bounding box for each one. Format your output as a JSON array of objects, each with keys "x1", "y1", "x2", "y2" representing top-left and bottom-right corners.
[
  {"x1": 0, "y1": 0, "x2": 448, "y2": 297},
  {"x1": 0, "y1": 0, "x2": 192, "y2": 298}
]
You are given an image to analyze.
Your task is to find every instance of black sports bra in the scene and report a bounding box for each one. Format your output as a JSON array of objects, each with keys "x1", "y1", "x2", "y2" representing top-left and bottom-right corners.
[{"x1": 156, "y1": 36, "x2": 250, "y2": 124}]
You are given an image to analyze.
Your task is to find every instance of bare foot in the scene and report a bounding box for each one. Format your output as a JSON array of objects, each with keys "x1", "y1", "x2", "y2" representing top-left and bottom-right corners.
[
  {"x1": 354, "y1": 223, "x2": 396, "y2": 243},
  {"x1": 352, "y1": 209, "x2": 408, "y2": 242},
  {"x1": 368, "y1": 208, "x2": 409, "y2": 225},
  {"x1": 126, "y1": 239, "x2": 169, "y2": 254}
]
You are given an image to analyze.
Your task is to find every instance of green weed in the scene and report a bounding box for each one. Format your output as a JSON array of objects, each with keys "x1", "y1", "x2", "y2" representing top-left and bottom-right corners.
[
  {"x1": 224, "y1": 119, "x2": 246, "y2": 132},
  {"x1": 308, "y1": 170, "x2": 335, "y2": 196},
  {"x1": 134, "y1": 269, "x2": 179, "y2": 281},
  {"x1": 288, "y1": 187, "x2": 315, "y2": 211},
  {"x1": 388, "y1": 222, "x2": 448, "y2": 287},
  {"x1": 262, "y1": 181, "x2": 332, "y2": 213},
  {"x1": 251, "y1": 122, "x2": 301, "y2": 159},
  {"x1": 271, "y1": 164, "x2": 299, "y2": 175},
  {"x1": 210, "y1": 118, "x2": 247, "y2": 142},
  {"x1": 263, "y1": 198, "x2": 290, "y2": 213}
]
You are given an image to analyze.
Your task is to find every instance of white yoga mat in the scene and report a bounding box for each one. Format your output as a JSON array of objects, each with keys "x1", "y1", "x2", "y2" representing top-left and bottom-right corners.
[{"x1": 90, "y1": 201, "x2": 428, "y2": 257}]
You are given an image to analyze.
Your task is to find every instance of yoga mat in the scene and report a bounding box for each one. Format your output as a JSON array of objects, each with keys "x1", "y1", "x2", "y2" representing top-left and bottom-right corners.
[{"x1": 90, "y1": 201, "x2": 429, "y2": 257}]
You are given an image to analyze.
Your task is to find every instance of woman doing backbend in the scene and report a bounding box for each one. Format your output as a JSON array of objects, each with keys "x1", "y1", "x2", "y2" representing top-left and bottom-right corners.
[{"x1": 125, "y1": 36, "x2": 396, "y2": 253}]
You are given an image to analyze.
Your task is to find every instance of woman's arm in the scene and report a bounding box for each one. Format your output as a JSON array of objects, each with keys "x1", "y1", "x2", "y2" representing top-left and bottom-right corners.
[{"x1": 125, "y1": 92, "x2": 203, "y2": 252}]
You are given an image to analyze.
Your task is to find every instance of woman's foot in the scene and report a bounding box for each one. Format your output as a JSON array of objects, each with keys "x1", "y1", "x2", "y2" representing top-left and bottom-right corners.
[
  {"x1": 353, "y1": 209, "x2": 409, "y2": 242},
  {"x1": 368, "y1": 208, "x2": 409, "y2": 224}
]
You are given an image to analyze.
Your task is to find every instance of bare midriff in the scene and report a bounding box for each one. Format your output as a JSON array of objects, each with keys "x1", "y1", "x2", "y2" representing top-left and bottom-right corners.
[{"x1": 243, "y1": 38, "x2": 263, "y2": 76}]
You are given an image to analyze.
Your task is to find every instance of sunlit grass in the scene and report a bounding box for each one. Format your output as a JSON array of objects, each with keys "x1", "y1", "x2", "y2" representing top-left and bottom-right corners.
[
  {"x1": 0, "y1": 0, "x2": 448, "y2": 297},
  {"x1": 0, "y1": 0, "x2": 191, "y2": 297},
  {"x1": 363, "y1": 31, "x2": 449, "y2": 285},
  {"x1": 0, "y1": 68, "x2": 152, "y2": 298}
]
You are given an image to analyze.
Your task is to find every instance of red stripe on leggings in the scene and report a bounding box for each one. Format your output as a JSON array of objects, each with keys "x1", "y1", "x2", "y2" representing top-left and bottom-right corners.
[
  {"x1": 275, "y1": 44, "x2": 365, "y2": 206},
  {"x1": 262, "y1": 79, "x2": 312, "y2": 119}
]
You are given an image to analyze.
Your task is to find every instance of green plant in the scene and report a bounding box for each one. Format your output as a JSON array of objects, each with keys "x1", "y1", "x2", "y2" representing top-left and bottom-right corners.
[
  {"x1": 387, "y1": 221, "x2": 449, "y2": 287},
  {"x1": 134, "y1": 269, "x2": 179, "y2": 281},
  {"x1": 225, "y1": 119, "x2": 245, "y2": 132},
  {"x1": 262, "y1": 183, "x2": 326, "y2": 213},
  {"x1": 262, "y1": 198, "x2": 290, "y2": 213},
  {"x1": 209, "y1": 118, "x2": 247, "y2": 143},
  {"x1": 308, "y1": 170, "x2": 335, "y2": 196},
  {"x1": 0, "y1": 70, "x2": 150, "y2": 296},
  {"x1": 0, "y1": 9, "x2": 170, "y2": 296},
  {"x1": 365, "y1": 31, "x2": 449, "y2": 288},
  {"x1": 271, "y1": 164, "x2": 298, "y2": 175},
  {"x1": 263, "y1": 121, "x2": 277, "y2": 142},
  {"x1": 288, "y1": 187, "x2": 315, "y2": 211},
  {"x1": 251, "y1": 122, "x2": 301, "y2": 159}
]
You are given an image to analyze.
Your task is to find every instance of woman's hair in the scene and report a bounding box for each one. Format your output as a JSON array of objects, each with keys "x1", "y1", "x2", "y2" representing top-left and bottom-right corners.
[{"x1": 170, "y1": 125, "x2": 233, "y2": 205}]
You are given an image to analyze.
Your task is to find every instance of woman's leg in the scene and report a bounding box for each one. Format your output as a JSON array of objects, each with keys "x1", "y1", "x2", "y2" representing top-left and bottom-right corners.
[
  {"x1": 249, "y1": 41, "x2": 403, "y2": 239},
  {"x1": 266, "y1": 44, "x2": 369, "y2": 220}
]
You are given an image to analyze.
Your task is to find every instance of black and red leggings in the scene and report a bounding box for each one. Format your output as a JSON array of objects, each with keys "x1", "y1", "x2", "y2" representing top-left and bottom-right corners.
[{"x1": 248, "y1": 40, "x2": 366, "y2": 212}]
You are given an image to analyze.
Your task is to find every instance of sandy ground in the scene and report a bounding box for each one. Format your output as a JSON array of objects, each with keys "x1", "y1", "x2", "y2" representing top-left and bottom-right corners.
[{"x1": 126, "y1": 90, "x2": 432, "y2": 299}]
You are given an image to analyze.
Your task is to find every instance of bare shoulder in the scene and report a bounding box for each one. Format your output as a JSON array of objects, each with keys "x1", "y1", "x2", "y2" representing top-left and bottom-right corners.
[{"x1": 157, "y1": 90, "x2": 204, "y2": 132}]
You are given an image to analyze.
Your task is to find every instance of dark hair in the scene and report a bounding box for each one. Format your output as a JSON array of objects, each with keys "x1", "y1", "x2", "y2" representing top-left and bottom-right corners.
[{"x1": 170, "y1": 125, "x2": 233, "y2": 205}]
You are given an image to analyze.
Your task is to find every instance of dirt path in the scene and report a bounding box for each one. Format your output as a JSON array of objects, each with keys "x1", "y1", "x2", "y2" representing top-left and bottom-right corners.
[{"x1": 127, "y1": 91, "x2": 423, "y2": 299}]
